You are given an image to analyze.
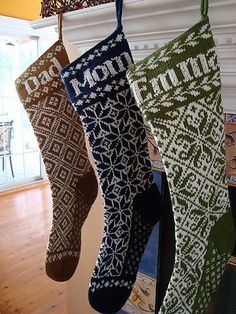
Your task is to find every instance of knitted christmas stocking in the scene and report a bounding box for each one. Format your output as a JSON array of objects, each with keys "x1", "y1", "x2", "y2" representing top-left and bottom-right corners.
[
  {"x1": 127, "y1": 0, "x2": 235, "y2": 313},
  {"x1": 61, "y1": 0, "x2": 162, "y2": 312},
  {"x1": 15, "y1": 39, "x2": 98, "y2": 282}
]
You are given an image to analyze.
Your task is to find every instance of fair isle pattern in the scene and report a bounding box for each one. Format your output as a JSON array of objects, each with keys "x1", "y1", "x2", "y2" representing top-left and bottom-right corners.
[
  {"x1": 23, "y1": 91, "x2": 93, "y2": 263},
  {"x1": 66, "y1": 85, "x2": 154, "y2": 278},
  {"x1": 127, "y1": 17, "x2": 233, "y2": 314},
  {"x1": 193, "y1": 244, "x2": 229, "y2": 314},
  {"x1": 15, "y1": 41, "x2": 97, "y2": 279},
  {"x1": 90, "y1": 279, "x2": 134, "y2": 293},
  {"x1": 61, "y1": 32, "x2": 132, "y2": 109},
  {"x1": 61, "y1": 24, "x2": 160, "y2": 293},
  {"x1": 15, "y1": 42, "x2": 64, "y2": 101}
]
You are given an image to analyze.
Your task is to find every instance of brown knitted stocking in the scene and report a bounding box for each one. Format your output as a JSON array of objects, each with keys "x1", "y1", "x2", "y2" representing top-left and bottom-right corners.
[{"x1": 15, "y1": 40, "x2": 98, "y2": 282}]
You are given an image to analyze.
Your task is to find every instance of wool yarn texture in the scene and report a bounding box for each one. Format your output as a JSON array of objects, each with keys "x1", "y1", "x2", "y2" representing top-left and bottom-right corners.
[
  {"x1": 15, "y1": 40, "x2": 98, "y2": 282},
  {"x1": 127, "y1": 0, "x2": 235, "y2": 313},
  {"x1": 61, "y1": 0, "x2": 163, "y2": 311}
]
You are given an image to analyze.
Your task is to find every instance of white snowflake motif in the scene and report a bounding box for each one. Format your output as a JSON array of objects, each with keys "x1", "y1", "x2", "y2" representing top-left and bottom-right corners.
[
  {"x1": 76, "y1": 63, "x2": 82, "y2": 70},
  {"x1": 101, "y1": 45, "x2": 108, "y2": 51},
  {"x1": 88, "y1": 54, "x2": 95, "y2": 61},
  {"x1": 79, "y1": 91, "x2": 153, "y2": 280},
  {"x1": 119, "y1": 79, "x2": 126, "y2": 86},
  {"x1": 116, "y1": 34, "x2": 123, "y2": 42},
  {"x1": 104, "y1": 85, "x2": 112, "y2": 92},
  {"x1": 90, "y1": 92, "x2": 97, "y2": 99},
  {"x1": 62, "y1": 71, "x2": 69, "y2": 78},
  {"x1": 75, "y1": 100, "x2": 83, "y2": 107}
]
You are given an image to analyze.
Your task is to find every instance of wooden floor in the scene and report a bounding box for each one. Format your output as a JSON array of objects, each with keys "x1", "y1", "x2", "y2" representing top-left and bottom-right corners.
[{"x1": 0, "y1": 184, "x2": 67, "y2": 314}]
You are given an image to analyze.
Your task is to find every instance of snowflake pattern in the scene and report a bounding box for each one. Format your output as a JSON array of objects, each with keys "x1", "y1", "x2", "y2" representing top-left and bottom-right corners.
[{"x1": 61, "y1": 26, "x2": 158, "y2": 290}]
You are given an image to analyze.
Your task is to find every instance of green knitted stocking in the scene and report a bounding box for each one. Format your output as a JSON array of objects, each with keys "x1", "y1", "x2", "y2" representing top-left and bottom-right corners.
[{"x1": 127, "y1": 1, "x2": 234, "y2": 313}]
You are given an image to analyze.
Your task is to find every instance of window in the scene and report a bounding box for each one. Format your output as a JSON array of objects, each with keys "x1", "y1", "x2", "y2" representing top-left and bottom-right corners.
[{"x1": 0, "y1": 17, "x2": 56, "y2": 190}]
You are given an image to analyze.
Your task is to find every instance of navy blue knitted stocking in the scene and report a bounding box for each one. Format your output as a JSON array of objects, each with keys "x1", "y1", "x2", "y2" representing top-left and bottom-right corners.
[{"x1": 61, "y1": 0, "x2": 163, "y2": 312}]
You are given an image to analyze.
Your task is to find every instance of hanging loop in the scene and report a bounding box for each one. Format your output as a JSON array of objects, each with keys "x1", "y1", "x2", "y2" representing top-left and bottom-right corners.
[
  {"x1": 58, "y1": 12, "x2": 63, "y2": 41},
  {"x1": 201, "y1": 0, "x2": 209, "y2": 18},
  {"x1": 116, "y1": 0, "x2": 123, "y2": 28}
]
